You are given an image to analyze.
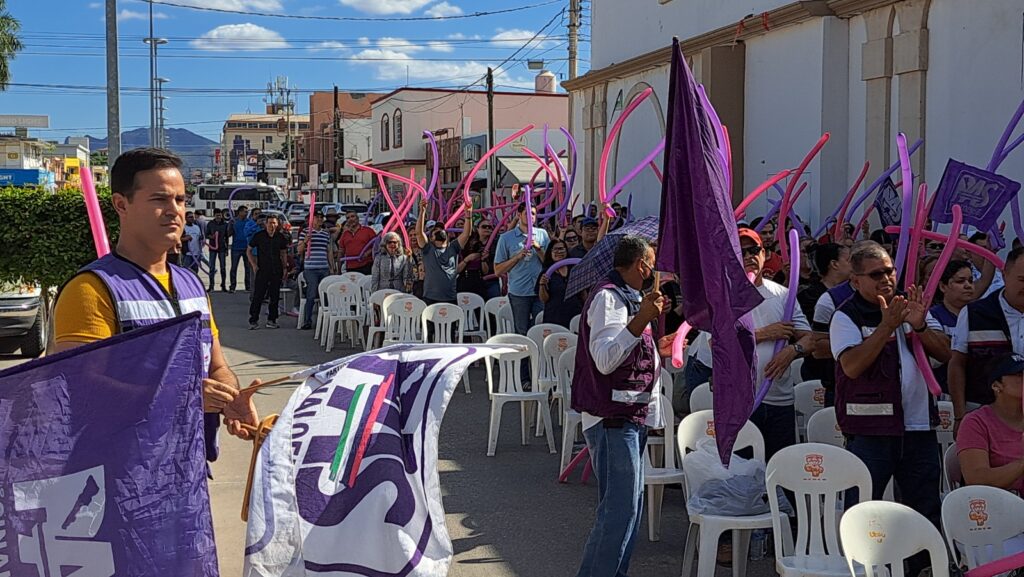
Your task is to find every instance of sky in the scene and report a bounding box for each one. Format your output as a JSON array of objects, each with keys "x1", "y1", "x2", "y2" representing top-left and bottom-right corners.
[{"x1": 0, "y1": 0, "x2": 590, "y2": 143}]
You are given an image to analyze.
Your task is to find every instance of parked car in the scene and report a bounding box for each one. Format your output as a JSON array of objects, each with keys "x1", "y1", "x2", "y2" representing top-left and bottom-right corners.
[{"x1": 0, "y1": 283, "x2": 47, "y2": 357}]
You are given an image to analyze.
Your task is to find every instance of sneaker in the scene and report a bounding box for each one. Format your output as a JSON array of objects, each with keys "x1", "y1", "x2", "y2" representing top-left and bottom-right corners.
[
  {"x1": 299, "y1": 324, "x2": 312, "y2": 330},
  {"x1": 249, "y1": 322, "x2": 258, "y2": 330},
  {"x1": 266, "y1": 321, "x2": 279, "y2": 329},
  {"x1": 229, "y1": 289, "x2": 236, "y2": 294}
]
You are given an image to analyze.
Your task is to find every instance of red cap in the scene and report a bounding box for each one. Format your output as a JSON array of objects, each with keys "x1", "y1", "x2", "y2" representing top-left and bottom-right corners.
[{"x1": 738, "y1": 228, "x2": 763, "y2": 246}]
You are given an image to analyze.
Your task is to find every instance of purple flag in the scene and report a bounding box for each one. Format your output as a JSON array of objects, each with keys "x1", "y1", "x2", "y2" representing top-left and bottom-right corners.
[
  {"x1": 874, "y1": 177, "x2": 903, "y2": 227},
  {"x1": 930, "y1": 159, "x2": 1020, "y2": 232},
  {"x1": 655, "y1": 39, "x2": 763, "y2": 465},
  {"x1": 0, "y1": 314, "x2": 218, "y2": 576}
]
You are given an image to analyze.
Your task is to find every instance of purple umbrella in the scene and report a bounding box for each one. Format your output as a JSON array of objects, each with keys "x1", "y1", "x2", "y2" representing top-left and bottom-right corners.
[{"x1": 565, "y1": 215, "x2": 659, "y2": 298}]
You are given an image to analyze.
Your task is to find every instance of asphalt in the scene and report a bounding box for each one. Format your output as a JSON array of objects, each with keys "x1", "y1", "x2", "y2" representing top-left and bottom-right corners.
[{"x1": 0, "y1": 275, "x2": 778, "y2": 577}]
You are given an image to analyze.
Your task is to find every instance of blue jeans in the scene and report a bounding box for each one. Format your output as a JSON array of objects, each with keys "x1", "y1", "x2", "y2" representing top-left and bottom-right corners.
[
  {"x1": 230, "y1": 249, "x2": 251, "y2": 290},
  {"x1": 576, "y1": 421, "x2": 647, "y2": 577},
  {"x1": 508, "y1": 293, "x2": 543, "y2": 336},
  {"x1": 302, "y1": 268, "x2": 330, "y2": 326}
]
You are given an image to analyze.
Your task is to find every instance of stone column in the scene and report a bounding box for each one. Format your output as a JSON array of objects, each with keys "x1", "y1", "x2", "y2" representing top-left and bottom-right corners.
[
  {"x1": 862, "y1": 6, "x2": 896, "y2": 186},
  {"x1": 700, "y1": 45, "x2": 746, "y2": 203},
  {"x1": 894, "y1": 0, "x2": 931, "y2": 179}
]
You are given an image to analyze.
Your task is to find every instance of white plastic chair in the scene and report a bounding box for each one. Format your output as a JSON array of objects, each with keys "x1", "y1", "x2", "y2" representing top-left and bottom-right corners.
[
  {"x1": 943, "y1": 444, "x2": 962, "y2": 497},
  {"x1": 484, "y1": 334, "x2": 555, "y2": 457},
  {"x1": 677, "y1": 410, "x2": 773, "y2": 577},
  {"x1": 534, "y1": 310, "x2": 544, "y2": 324},
  {"x1": 529, "y1": 323, "x2": 569, "y2": 434},
  {"x1": 794, "y1": 380, "x2": 825, "y2": 442},
  {"x1": 543, "y1": 332, "x2": 577, "y2": 426},
  {"x1": 342, "y1": 271, "x2": 366, "y2": 284},
  {"x1": 295, "y1": 272, "x2": 308, "y2": 329},
  {"x1": 422, "y1": 303, "x2": 464, "y2": 344},
  {"x1": 313, "y1": 274, "x2": 344, "y2": 340},
  {"x1": 806, "y1": 407, "x2": 845, "y2": 448},
  {"x1": 839, "y1": 501, "x2": 951, "y2": 577},
  {"x1": 557, "y1": 346, "x2": 580, "y2": 474},
  {"x1": 766, "y1": 443, "x2": 873, "y2": 577},
  {"x1": 496, "y1": 304, "x2": 515, "y2": 335},
  {"x1": 321, "y1": 280, "x2": 363, "y2": 352},
  {"x1": 936, "y1": 400, "x2": 955, "y2": 465},
  {"x1": 483, "y1": 296, "x2": 510, "y2": 338},
  {"x1": 382, "y1": 296, "x2": 426, "y2": 345},
  {"x1": 569, "y1": 314, "x2": 581, "y2": 334},
  {"x1": 355, "y1": 275, "x2": 374, "y2": 337},
  {"x1": 645, "y1": 394, "x2": 685, "y2": 542},
  {"x1": 647, "y1": 369, "x2": 675, "y2": 452},
  {"x1": 457, "y1": 292, "x2": 487, "y2": 343},
  {"x1": 689, "y1": 382, "x2": 713, "y2": 413},
  {"x1": 942, "y1": 485, "x2": 1024, "y2": 572},
  {"x1": 364, "y1": 289, "x2": 401, "y2": 351}
]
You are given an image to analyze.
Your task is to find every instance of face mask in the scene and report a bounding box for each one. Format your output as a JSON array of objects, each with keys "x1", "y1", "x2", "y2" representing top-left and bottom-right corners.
[
  {"x1": 433, "y1": 231, "x2": 447, "y2": 242},
  {"x1": 641, "y1": 274, "x2": 655, "y2": 292}
]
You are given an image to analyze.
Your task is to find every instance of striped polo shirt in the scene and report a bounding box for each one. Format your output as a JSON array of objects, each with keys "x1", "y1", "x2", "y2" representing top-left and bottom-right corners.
[{"x1": 300, "y1": 228, "x2": 332, "y2": 270}]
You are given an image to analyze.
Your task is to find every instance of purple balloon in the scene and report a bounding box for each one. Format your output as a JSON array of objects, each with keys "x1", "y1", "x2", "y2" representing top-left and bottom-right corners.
[
  {"x1": 893, "y1": 134, "x2": 915, "y2": 282},
  {"x1": 752, "y1": 228, "x2": 801, "y2": 412},
  {"x1": 605, "y1": 139, "x2": 666, "y2": 205},
  {"x1": 423, "y1": 130, "x2": 440, "y2": 200},
  {"x1": 545, "y1": 257, "x2": 581, "y2": 278}
]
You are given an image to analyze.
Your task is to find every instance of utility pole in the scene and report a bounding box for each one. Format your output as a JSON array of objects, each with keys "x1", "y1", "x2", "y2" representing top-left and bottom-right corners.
[
  {"x1": 568, "y1": 0, "x2": 580, "y2": 80},
  {"x1": 148, "y1": 0, "x2": 155, "y2": 147},
  {"x1": 486, "y1": 67, "x2": 495, "y2": 205},
  {"x1": 333, "y1": 85, "x2": 340, "y2": 204},
  {"x1": 105, "y1": 0, "x2": 121, "y2": 160}
]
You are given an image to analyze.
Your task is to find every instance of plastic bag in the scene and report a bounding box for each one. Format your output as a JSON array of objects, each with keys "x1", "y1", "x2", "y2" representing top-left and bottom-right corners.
[{"x1": 683, "y1": 438, "x2": 792, "y2": 517}]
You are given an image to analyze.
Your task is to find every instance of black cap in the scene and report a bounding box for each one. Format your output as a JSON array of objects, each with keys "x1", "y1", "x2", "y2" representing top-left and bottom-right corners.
[
  {"x1": 313, "y1": 210, "x2": 324, "y2": 217},
  {"x1": 988, "y1": 353, "x2": 1024, "y2": 386}
]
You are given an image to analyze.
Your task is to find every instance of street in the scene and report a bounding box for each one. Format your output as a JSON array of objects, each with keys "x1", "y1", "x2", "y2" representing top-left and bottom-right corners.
[{"x1": 0, "y1": 287, "x2": 776, "y2": 577}]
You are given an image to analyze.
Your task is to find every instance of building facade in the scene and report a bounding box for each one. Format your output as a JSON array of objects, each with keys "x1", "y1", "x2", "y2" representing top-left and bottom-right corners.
[
  {"x1": 220, "y1": 109, "x2": 310, "y2": 186},
  {"x1": 563, "y1": 0, "x2": 1024, "y2": 226}
]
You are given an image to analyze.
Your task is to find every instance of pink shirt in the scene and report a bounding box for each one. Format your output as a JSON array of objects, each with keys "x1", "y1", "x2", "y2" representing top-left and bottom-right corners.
[{"x1": 957, "y1": 405, "x2": 1024, "y2": 495}]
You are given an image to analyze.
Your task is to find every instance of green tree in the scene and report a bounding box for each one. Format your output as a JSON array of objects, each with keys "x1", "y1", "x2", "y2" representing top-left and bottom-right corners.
[{"x1": 0, "y1": 0, "x2": 23, "y2": 90}]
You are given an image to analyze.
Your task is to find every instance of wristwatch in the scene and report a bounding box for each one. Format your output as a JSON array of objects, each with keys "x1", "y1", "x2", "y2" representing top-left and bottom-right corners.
[{"x1": 792, "y1": 343, "x2": 806, "y2": 356}]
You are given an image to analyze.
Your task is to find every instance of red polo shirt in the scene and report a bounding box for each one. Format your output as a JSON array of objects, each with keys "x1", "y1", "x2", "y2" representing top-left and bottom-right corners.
[{"x1": 338, "y1": 225, "x2": 376, "y2": 269}]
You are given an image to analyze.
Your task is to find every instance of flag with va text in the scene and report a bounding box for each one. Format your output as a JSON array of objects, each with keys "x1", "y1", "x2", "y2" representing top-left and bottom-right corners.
[
  {"x1": 244, "y1": 344, "x2": 515, "y2": 577},
  {"x1": 0, "y1": 314, "x2": 218, "y2": 577}
]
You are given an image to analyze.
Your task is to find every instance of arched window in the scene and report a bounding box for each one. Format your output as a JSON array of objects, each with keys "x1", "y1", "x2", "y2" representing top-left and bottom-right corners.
[
  {"x1": 393, "y1": 109, "x2": 403, "y2": 148},
  {"x1": 381, "y1": 114, "x2": 390, "y2": 151}
]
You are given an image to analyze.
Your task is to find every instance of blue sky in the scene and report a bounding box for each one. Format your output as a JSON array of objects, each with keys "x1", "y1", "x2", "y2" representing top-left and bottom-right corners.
[{"x1": 1, "y1": 0, "x2": 589, "y2": 143}]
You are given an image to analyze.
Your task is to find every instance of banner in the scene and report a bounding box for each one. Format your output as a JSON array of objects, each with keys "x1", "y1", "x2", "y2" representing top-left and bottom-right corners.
[
  {"x1": 0, "y1": 314, "x2": 217, "y2": 577},
  {"x1": 244, "y1": 344, "x2": 513, "y2": 577},
  {"x1": 874, "y1": 177, "x2": 903, "y2": 227},
  {"x1": 929, "y1": 159, "x2": 1021, "y2": 231}
]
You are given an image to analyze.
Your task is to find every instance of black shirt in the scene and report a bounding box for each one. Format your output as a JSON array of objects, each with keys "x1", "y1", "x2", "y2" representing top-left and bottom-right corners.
[
  {"x1": 249, "y1": 230, "x2": 291, "y2": 274},
  {"x1": 568, "y1": 244, "x2": 589, "y2": 260}
]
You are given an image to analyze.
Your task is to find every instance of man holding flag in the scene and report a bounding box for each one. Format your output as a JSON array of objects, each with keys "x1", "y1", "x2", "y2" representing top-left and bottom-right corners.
[{"x1": 53, "y1": 147, "x2": 258, "y2": 452}]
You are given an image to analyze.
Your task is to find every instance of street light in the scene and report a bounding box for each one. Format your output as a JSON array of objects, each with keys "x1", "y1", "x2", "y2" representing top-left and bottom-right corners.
[{"x1": 143, "y1": 37, "x2": 168, "y2": 147}]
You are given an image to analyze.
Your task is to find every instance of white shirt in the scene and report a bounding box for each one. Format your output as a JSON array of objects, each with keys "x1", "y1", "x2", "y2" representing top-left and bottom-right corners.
[
  {"x1": 582, "y1": 287, "x2": 663, "y2": 431},
  {"x1": 751, "y1": 280, "x2": 811, "y2": 406},
  {"x1": 183, "y1": 223, "x2": 203, "y2": 256},
  {"x1": 972, "y1": 264, "x2": 1005, "y2": 299},
  {"x1": 830, "y1": 309, "x2": 942, "y2": 431},
  {"x1": 952, "y1": 292, "x2": 1024, "y2": 355},
  {"x1": 813, "y1": 291, "x2": 839, "y2": 329}
]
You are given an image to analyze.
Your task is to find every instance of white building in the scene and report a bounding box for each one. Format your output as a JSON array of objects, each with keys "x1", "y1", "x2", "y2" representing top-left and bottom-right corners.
[{"x1": 564, "y1": 0, "x2": 1024, "y2": 230}]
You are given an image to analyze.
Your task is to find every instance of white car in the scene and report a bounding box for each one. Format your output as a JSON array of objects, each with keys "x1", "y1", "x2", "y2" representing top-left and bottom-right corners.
[{"x1": 0, "y1": 283, "x2": 47, "y2": 357}]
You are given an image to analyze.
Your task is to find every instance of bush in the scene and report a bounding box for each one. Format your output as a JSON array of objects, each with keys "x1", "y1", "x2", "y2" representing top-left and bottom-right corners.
[{"x1": 0, "y1": 187, "x2": 119, "y2": 289}]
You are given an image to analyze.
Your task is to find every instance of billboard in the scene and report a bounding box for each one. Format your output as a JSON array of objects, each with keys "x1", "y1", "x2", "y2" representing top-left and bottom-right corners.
[{"x1": 0, "y1": 115, "x2": 49, "y2": 128}]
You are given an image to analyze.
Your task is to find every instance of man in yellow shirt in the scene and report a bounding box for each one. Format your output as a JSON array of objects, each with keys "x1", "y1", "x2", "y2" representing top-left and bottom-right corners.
[{"x1": 54, "y1": 148, "x2": 256, "y2": 447}]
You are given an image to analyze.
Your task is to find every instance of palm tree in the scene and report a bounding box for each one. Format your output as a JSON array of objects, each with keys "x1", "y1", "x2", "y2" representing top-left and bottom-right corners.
[{"x1": 0, "y1": 0, "x2": 23, "y2": 90}]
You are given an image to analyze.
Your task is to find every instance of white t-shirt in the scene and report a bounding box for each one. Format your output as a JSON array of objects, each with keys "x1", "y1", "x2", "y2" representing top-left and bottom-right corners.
[
  {"x1": 581, "y1": 287, "x2": 663, "y2": 431},
  {"x1": 951, "y1": 292, "x2": 1024, "y2": 355},
  {"x1": 752, "y1": 280, "x2": 811, "y2": 406},
  {"x1": 830, "y1": 309, "x2": 942, "y2": 431},
  {"x1": 813, "y1": 291, "x2": 838, "y2": 328},
  {"x1": 183, "y1": 223, "x2": 203, "y2": 257}
]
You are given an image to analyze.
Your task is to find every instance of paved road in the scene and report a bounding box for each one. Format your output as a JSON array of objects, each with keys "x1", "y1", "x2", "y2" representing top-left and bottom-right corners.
[{"x1": 1, "y1": 285, "x2": 776, "y2": 577}]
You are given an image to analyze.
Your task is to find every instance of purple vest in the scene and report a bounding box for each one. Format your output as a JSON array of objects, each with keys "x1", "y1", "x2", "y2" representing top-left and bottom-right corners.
[
  {"x1": 834, "y1": 292, "x2": 937, "y2": 436},
  {"x1": 571, "y1": 275, "x2": 658, "y2": 424},
  {"x1": 963, "y1": 290, "x2": 1012, "y2": 405},
  {"x1": 73, "y1": 253, "x2": 221, "y2": 461}
]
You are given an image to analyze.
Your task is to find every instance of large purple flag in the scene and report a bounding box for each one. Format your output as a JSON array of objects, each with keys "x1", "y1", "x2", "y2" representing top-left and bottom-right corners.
[
  {"x1": 0, "y1": 314, "x2": 218, "y2": 576},
  {"x1": 656, "y1": 39, "x2": 763, "y2": 465}
]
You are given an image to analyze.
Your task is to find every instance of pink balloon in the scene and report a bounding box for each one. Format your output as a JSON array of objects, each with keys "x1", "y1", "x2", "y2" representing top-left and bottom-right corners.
[
  {"x1": 778, "y1": 133, "x2": 830, "y2": 260},
  {"x1": 80, "y1": 168, "x2": 110, "y2": 257},
  {"x1": 376, "y1": 173, "x2": 409, "y2": 249},
  {"x1": 884, "y1": 227, "x2": 1005, "y2": 270},
  {"x1": 734, "y1": 170, "x2": 792, "y2": 220},
  {"x1": 670, "y1": 321, "x2": 690, "y2": 369},
  {"x1": 599, "y1": 87, "x2": 654, "y2": 217},
  {"x1": 833, "y1": 161, "x2": 870, "y2": 240},
  {"x1": 965, "y1": 551, "x2": 1024, "y2": 577},
  {"x1": 447, "y1": 124, "x2": 536, "y2": 228},
  {"x1": 605, "y1": 139, "x2": 666, "y2": 206},
  {"x1": 305, "y1": 191, "x2": 316, "y2": 259}
]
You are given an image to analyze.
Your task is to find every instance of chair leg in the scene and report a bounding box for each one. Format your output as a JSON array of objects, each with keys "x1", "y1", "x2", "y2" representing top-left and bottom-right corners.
[
  {"x1": 487, "y1": 399, "x2": 502, "y2": 457},
  {"x1": 560, "y1": 421, "x2": 573, "y2": 473},
  {"x1": 695, "y1": 524, "x2": 721, "y2": 577},
  {"x1": 647, "y1": 484, "x2": 664, "y2": 542},
  {"x1": 520, "y1": 401, "x2": 529, "y2": 446},
  {"x1": 540, "y1": 404, "x2": 556, "y2": 453},
  {"x1": 680, "y1": 523, "x2": 699, "y2": 577},
  {"x1": 462, "y1": 372, "x2": 471, "y2": 394},
  {"x1": 534, "y1": 396, "x2": 545, "y2": 437},
  {"x1": 732, "y1": 529, "x2": 750, "y2": 577}
]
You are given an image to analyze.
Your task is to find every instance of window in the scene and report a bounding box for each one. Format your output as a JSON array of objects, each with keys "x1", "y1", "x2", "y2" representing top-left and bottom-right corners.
[
  {"x1": 265, "y1": 136, "x2": 273, "y2": 143},
  {"x1": 381, "y1": 114, "x2": 390, "y2": 151},
  {"x1": 393, "y1": 109, "x2": 403, "y2": 148}
]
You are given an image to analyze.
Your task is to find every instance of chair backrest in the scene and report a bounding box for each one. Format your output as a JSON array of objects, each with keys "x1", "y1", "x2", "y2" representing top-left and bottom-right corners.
[
  {"x1": 659, "y1": 368, "x2": 674, "y2": 407},
  {"x1": 357, "y1": 274, "x2": 374, "y2": 300},
  {"x1": 543, "y1": 332, "x2": 577, "y2": 381},
  {"x1": 485, "y1": 334, "x2": 538, "y2": 394},
  {"x1": 496, "y1": 304, "x2": 515, "y2": 335},
  {"x1": 368, "y1": 289, "x2": 402, "y2": 328},
  {"x1": 384, "y1": 297, "x2": 426, "y2": 343},
  {"x1": 689, "y1": 382, "x2": 713, "y2": 412},
  {"x1": 318, "y1": 274, "x2": 344, "y2": 294},
  {"x1": 677, "y1": 410, "x2": 765, "y2": 498},
  {"x1": 766, "y1": 443, "x2": 872, "y2": 559},
  {"x1": 840, "y1": 501, "x2": 951, "y2": 577},
  {"x1": 298, "y1": 273, "x2": 308, "y2": 295},
  {"x1": 557, "y1": 346, "x2": 576, "y2": 404},
  {"x1": 645, "y1": 395, "x2": 679, "y2": 470},
  {"x1": 793, "y1": 380, "x2": 826, "y2": 421},
  {"x1": 457, "y1": 292, "x2": 486, "y2": 332},
  {"x1": 941, "y1": 484, "x2": 1024, "y2": 570},
  {"x1": 943, "y1": 443, "x2": 962, "y2": 496},
  {"x1": 936, "y1": 400, "x2": 955, "y2": 458},
  {"x1": 342, "y1": 271, "x2": 366, "y2": 284},
  {"x1": 806, "y1": 407, "x2": 844, "y2": 448},
  {"x1": 421, "y1": 303, "x2": 464, "y2": 344},
  {"x1": 569, "y1": 314, "x2": 581, "y2": 334},
  {"x1": 534, "y1": 311, "x2": 544, "y2": 325},
  {"x1": 530, "y1": 324, "x2": 570, "y2": 381},
  {"x1": 483, "y1": 296, "x2": 510, "y2": 337},
  {"x1": 327, "y1": 280, "x2": 362, "y2": 315}
]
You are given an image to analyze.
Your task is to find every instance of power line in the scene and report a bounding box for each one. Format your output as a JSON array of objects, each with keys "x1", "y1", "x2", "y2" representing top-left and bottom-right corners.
[{"x1": 148, "y1": 0, "x2": 564, "y2": 22}]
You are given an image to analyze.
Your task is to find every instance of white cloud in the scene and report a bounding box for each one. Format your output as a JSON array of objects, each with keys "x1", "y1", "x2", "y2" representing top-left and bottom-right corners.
[
  {"x1": 376, "y1": 37, "x2": 424, "y2": 52},
  {"x1": 427, "y1": 41, "x2": 454, "y2": 53},
  {"x1": 353, "y1": 47, "x2": 488, "y2": 83},
  {"x1": 116, "y1": 9, "x2": 168, "y2": 21},
  {"x1": 168, "y1": 0, "x2": 284, "y2": 10},
  {"x1": 424, "y1": 1, "x2": 463, "y2": 17},
  {"x1": 190, "y1": 23, "x2": 290, "y2": 51},
  {"x1": 357, "y1": 37, "x2": 371, "y2": 46},
  {"x1": 308, "y1": 40, "x2": 346, "y2": 52},
  {"x1": 491, "y1": 28, "x2": 556, "y2": 49},
  {"x1": 338, "y1": 0, "x2": 433, "y2": 15},
  {"x1": 88, "y1": 2, "x2": 102, "y2": 8}
]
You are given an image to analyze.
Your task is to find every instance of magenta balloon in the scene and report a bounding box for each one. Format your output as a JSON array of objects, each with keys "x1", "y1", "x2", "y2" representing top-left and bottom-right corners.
[
  {"x1": 838, "y1": 138, "x2": 924, "y2": 235},
  {"x1": 80, "y1": 168, "x2": 110, "y2": 257},
  {"x1": 913, "y1": 204, "x2": 963, "y2": 397},
  {"x1": 670, "y1": 322, "x2": 690, "y2": 369},
  {"x1": 752, "y1": 229, "x2": 800, "y2": 412},
  {"x1": 599, "y1": 87, "x2": 653, "y2": 216},
  {"x1": 447, "y1": 124, "x2": 536, "y2": 228},
  {"x1": 545, "y1": 258, "x2": 581, "y2": 278},
  {"x1": 561, "y1": 127, "x2": 578, "y2": 217},
  {"x1": 539, "y1": 141, "x2": 572, "y2": 219},
  {"x1": 892, "y1": 133, "x2": 915, "y2": 283},
  {"x1": 606, "y1": 139, "x2": 666, "y2": 205},
  {"x1": 884, "y1": 226, "x2": 1005, "y2": 270},
  {"x1": 423, "y1": 130, "x2": 440, "y2": 200}
]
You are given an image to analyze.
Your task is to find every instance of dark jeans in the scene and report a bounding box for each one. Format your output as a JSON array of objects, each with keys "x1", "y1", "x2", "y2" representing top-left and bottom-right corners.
[
  {"x1": 230, "y1": 249, "x2": 251, "y2": 291},
  {"x1": 249, "y1": 270, "x2": 282, "y2": 324},
  {"x1": 576, "y1": 420, "x2": 647, "y2": 577},
  {"x1": 749, "y1": 403, "x2": 796, "y2": 461},
  {"x1": 844, "y1": 431, "x2": 941, "y2": 576},
  {"x1": 508, "y1": 293, "x2": 543, "y2": 336},
  {"x1": 348, "y1": 262, "x2": 373, "y2": 275},
  {"x1": 208, "y1": 250, "x2": 227, "y2": 290},
  {"x1": 302, "y1": 268, "x2": 330, "y2": 326},
  {"x1": 423, "y1": 297, "x2": 457, "y2": 342}
]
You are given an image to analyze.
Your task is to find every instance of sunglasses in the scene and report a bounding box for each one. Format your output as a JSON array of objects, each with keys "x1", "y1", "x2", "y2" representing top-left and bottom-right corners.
[
  {"x1": 856, "y1": 266, "x2": 896, "y2": 281},
  {"x1": 741, "y1": 245, "x2": 763, "y2": 257},
  {"x1": 564, "y1": 236, "x2": 579, "y2": 242}
]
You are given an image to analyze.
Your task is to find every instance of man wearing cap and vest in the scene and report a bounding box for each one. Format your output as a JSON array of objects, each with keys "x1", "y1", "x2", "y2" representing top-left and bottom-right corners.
[
  {"x1": 949, "y1": 247, "x2": 1024, "y2": 435},
  {"x1": 572, "y1": 236, "x2": 669, "y2": 577},
  {"x1": 53, "y1": 148, "x2": 258, "y2": 459},
  {"x1": 829, "y1": 240, "x2": 950, "y2": 576}
]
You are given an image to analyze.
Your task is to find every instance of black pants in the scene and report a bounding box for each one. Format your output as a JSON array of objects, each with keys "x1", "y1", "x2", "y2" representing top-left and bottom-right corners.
[
  {"x1": 423, "y1": 297, "x2": 457, "y2": 342},
  {"x1": 749, "y1": 403, "x2": 797, "y2": 461},
  {"x1": 249, "y1": 270, "x2": 282, "y2": 324},
  {"x1": 208, "y1": 251, "x2": 227, "y2": 290},
  {"x1": 231, "y1": 249, "x2": 251, "y2": 290}
]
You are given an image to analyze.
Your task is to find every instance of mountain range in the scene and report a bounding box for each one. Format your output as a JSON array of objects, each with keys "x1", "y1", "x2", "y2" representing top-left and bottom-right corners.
[{"x1": 70, "y1": 128, "x2": 219, "y2": 175}]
